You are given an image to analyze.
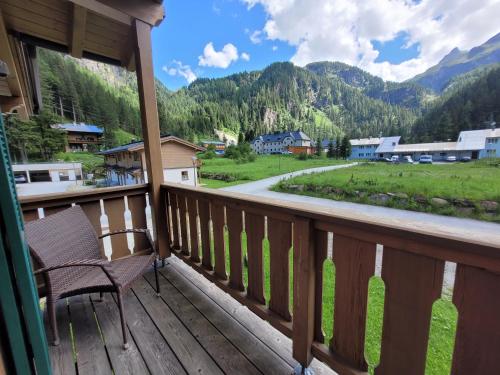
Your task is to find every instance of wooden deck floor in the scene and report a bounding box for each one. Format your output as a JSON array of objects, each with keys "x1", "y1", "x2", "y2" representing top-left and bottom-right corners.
[{"x1": 44, "y1": 257, "x2": 335, "y2": 375}]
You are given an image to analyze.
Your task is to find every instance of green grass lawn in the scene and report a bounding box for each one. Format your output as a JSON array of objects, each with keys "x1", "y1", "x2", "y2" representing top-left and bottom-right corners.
[
  {"x1": 274, "y1": 160, "x2": 500, "y2": 221},
  {"x1": 200, "y1": 155, "x2": 348, "y2": 188},
  {"x1": 207, "y1": 230, "x2": 457, "y2": 374},
  {"x1": 114, "y1": 129, "x2": 138, "y2": 144},
  {"x1": 54, "y1": 151, "x2": 104, "y2": 175}
]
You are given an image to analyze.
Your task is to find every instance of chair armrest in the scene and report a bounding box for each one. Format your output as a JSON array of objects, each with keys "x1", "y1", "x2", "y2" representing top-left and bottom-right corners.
[
  {"x1": 33, "y1": 259, "x2": 117, "y2": 287},
  {"x1": 99, "y1": 229, "x2": 156, "y2": 254}
]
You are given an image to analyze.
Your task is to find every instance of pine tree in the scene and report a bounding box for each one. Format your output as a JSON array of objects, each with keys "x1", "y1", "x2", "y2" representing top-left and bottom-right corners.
[
  {"x1": 327, "y1": 139, "x2": 335, "y2": 158},
  {"x1": 316, "y1": 136, "x2": 322, "y2": 157},
  {"x1": 340, "y1": 136, "x2": 351, "y2": 159}
]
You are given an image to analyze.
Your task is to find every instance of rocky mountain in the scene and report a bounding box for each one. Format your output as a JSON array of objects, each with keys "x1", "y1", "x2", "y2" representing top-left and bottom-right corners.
[
  {"x1": 412, "y1": 65, "x2": 500, "y2": 142},
  {"x1": 410, "y1": 32, "x2": 500, "y2": 93},
  {"x1": 306, "y1": 61, "x2": 430, "y2": 108}
]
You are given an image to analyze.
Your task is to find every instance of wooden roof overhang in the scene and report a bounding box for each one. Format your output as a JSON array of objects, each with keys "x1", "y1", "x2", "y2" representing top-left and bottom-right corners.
[{"x1": 0, "y1": 0, "x2": 165, "y2": 117}]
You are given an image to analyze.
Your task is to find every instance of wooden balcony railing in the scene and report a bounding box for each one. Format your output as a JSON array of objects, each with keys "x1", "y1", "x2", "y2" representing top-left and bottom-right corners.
[
  {"x1": 160, "y1": 182, "x2": 500, "y2": 375},
  {"x1": 18, "y1": 182, "x2": 500, "y2": 374}
]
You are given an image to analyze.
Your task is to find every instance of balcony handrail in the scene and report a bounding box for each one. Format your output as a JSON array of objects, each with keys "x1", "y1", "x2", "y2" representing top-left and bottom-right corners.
[
  {"x1": 161, "y1": 182, "x2": 500, "y2": 272},
  {"x1": 20, "y1": 184, "x2": 149, "y2": 211}
]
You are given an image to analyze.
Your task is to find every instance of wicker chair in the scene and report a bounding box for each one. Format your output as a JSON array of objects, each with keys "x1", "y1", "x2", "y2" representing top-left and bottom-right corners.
[{"x1": 25, "y1": 205, "x2": 160, "y2": 350}]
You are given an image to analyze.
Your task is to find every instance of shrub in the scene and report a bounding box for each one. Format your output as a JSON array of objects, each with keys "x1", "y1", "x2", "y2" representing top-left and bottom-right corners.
[{"x1": 297, "y1": 152, "x2": 308, "y2": 160}]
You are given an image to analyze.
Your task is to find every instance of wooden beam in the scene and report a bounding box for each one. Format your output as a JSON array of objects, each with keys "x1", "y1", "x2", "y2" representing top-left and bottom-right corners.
[
  {"x1": 0, "y1": 10, "x2": 28, "y2": 118},
  {"x1": 97, "y1": 0, "x2": 165, "y2": 26},
  {"x1": 70, "y1": 4, "x2": 87, "y2": 58},
  {"x1": 68, "y1": 0, "x2": 132, "y2": 25},
  {"x1": 133, "y1": 19, "x2": 169, "y2": 258}
]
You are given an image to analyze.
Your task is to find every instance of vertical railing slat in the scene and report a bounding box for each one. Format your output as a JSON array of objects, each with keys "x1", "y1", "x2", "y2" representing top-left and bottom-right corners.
[
  {"x1": 103, "y1": 197, "x2": 129, "y2": 259},
  {"x1": 246, "y1": 212, "x2": 265, "y2": 304},
  {"x1": 177, "y1": 194, "x2": 189, "y2": 256},
  {"x1": 313, "y1": 230, "x2": 328, "y2": 343},
  {"x1": 268, "y1": 217, "x2": 292, "y2": 321},
  {"x1": 198, "y1": 198, "x2": 212, "y2": 270},
  {"x1": 44, "y1": 204, "x2": 72, "y2": 217},
  {"x1": 451, "y1": 264, "x2": 500, "y2": 375},
  {"x1": 22, "y1": 209, "x2": 39, "y2": 222},
  {"x1": 227, "y1": 207, "x2": 244, "y2": 291},
  {"x1": 375, "y1": 247, "x2": 444, "y2": 375},
  {"x1": 331, "y1": 235, "x2": 376, "y2": 371},
  {"x1": 211, "y1": 202, "x2": 226, "y2": 280},
  {"x1": 292, "y1": 217, "x2": 315, "y2": 369},
  {"x1": 127, "y1": 194, "x2": 149, "y2": 252},
  {"x1": 187, "y1": 196, "x2": 200, "y2": 263},
  {"x1": 169, "y1": 192, "x2": 180, "y2": 250}
]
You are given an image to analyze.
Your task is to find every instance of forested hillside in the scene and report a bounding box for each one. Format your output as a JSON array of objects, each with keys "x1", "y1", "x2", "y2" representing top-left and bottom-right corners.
[
  {"x1": 39, "y1": 50, "x2": 419, "y2": 145},
  {"x1": 306, "y1": 61, "x2": 430, "y2": 109},
  {"x1": 39, "y1": 46, "x2": 500, "y2": 147},
  {"x1": 412, "y1": 66, "x2": 500, "y2": 142}
]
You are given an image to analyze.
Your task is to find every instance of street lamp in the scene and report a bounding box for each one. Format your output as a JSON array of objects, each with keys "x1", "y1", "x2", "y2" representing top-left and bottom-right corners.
[{"x1": 192, "y1": 156, "x2": 198, "y2": 187}]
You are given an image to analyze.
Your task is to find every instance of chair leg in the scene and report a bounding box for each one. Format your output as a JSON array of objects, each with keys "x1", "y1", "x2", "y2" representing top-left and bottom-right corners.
[
  {"x1": 116, "y1": 290, "x2": 129, "y2": 350},
  {"x1": 98, "y1": 291, "x2": 104, "y2": 302},
  {"x1": 154, "y1": 258, "x2": 160, "y2": 297},
  {"x1": 47, "y1": 298, "x2": 59, "y2": 346}
]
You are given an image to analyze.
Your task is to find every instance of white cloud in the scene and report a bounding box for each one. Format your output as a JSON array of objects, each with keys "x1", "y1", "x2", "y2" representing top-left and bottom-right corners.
[
  {"x1": 272, "y1": 45, "x2": 278, "y2": 51},
  {"x1": 162, "y1": 60, "x2": 197, "y2": 83},
  {"x1": 249, "y1": 30, "x2": 263, "y2": 44},
  {"x1": 199, "y1": 42, "x2": 239, "y2": 68},
  {"x1": 243, "y1": 0, "x2": 500, "y2": 81},
  {"x1": 241, "y1": 52, "x2": 251, "y2": 61}
]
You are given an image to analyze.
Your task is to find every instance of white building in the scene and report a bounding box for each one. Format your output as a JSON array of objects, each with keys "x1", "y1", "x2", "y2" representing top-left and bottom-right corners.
[
  {"x1": 349, "y1": 125, "x2": 500, "y2": 161},
  {"x1": 13, "y1": 162, "x2": 84, "y2": 196},
  {"x1": 251, "y1": 131, "x2": 311, "y2": 154}
]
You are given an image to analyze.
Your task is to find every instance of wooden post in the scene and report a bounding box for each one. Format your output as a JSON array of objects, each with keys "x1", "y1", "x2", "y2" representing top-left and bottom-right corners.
[
  {"x1": 133, "y1": 19, "x2": 170, "y2": 258},
  {"x1": 292, "y1": 216, "x2": 316, "y2": 372}
]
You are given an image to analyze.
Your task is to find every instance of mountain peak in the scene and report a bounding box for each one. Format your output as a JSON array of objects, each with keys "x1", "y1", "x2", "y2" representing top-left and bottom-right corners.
[
  {"x1": 439, "y1": 47, "x2": 463, "y2": 65},
  {"x1": 484, "y1": 32, "x2": 500, "y2": 45}
]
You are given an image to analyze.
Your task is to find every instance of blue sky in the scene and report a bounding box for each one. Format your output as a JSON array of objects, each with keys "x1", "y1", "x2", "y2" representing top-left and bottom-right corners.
[
  {"x1": 152, "y1": 1, "x2": 295, "y2": 90},
  {"x1": 151, "y1": 0, "x2": 500, "y2": 90}
]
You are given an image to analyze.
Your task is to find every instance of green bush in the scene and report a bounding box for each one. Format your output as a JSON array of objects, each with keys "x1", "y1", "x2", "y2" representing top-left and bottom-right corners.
[{"x1": 297, "y1": 152, "x2": 309, "y2": 160}]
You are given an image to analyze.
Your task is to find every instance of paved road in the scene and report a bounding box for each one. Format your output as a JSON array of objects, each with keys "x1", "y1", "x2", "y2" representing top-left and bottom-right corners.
[{"x1": 222, "y1": 163, "x2": 500, "y2": 247}]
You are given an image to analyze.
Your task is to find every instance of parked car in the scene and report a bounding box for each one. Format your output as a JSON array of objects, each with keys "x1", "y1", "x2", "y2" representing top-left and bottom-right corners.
[
  {"x1": 378, "y1": 157, "x2": 392, "y2": 162},
  {"x1": 281, "y1": 151, "x2": 292, "y2": 155},
  {"x1": 400, "y1": 156, "x2": 414, "y2": 164},
  {"x1": 14, "y1": 174, "x2": 27, "y2": 184},
  {"x1": 390, "y1": 155, "x2": 400, "y2": 163},
  {"x1": 446, "y1": 156, "x2": 457, "y2": 162},
  {"x1": 460, "y1": 156, "x2": 472, "y2": 162},
  {"x1": 419, "y1": 155, "x2": 433, "y2": 164}
]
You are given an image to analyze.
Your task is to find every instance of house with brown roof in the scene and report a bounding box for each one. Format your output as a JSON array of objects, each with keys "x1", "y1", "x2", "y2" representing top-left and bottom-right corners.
[{"x1": 100, "y1": 135, "x2": 205, "y2": 186}]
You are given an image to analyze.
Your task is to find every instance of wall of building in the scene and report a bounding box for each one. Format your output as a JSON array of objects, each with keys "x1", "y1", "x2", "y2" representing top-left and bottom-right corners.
[
  {"x1": 350, "y1": 145, "x2": 379, "y2": 159},
  {"x1": 158, "y1": 141, "x2": 198, "y2": 168},
  {"x1": 144, "y1": 167, "x2": 198, "y2": 186},
  {"x1": 480, "y1": 137, "x2": 500, "y2": 158}
]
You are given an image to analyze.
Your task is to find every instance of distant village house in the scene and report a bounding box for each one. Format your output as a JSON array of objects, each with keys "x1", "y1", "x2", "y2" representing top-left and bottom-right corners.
[
  {"x1": 251, "y1": 131, "x2": 313, "y2": 155},
  {"x1": 349, "y1": 124, "x2": 500, "y2": 160},
  {"x1": 52, "y1": 123, "x2": 103, "y2": 152},
  {"x1": 100, "y1": 135, "x2": 205, "y2": 186},
  {"x1": 201, "y1": 140, "x2": 226, "y2": 155}
]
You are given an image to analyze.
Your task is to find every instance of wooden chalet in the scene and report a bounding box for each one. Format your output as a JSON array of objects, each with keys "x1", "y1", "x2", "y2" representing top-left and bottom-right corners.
[{"x1": 1, "y1": 1, "x2": 500, "y2": 375}]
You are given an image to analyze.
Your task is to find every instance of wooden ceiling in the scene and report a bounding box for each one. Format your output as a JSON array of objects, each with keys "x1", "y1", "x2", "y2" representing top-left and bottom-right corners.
[
  {"x1": 0, "y1": 0, "x2": 164, "y2": 118},
  {"x1": 0, "y1": 0, "x2": 165, "y2": 69}
]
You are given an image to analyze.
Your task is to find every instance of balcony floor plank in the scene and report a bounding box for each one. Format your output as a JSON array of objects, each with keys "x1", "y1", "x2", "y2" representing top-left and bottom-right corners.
[
  {"x1": 44, "y1": 260, "x2": 336, "y2": 375},
  {"x1": 143, "y1": 271, "x2": 262, "y2": 375},
  {"x1": 157, "y1": 263, "x2": 294, "y2": 375}
]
